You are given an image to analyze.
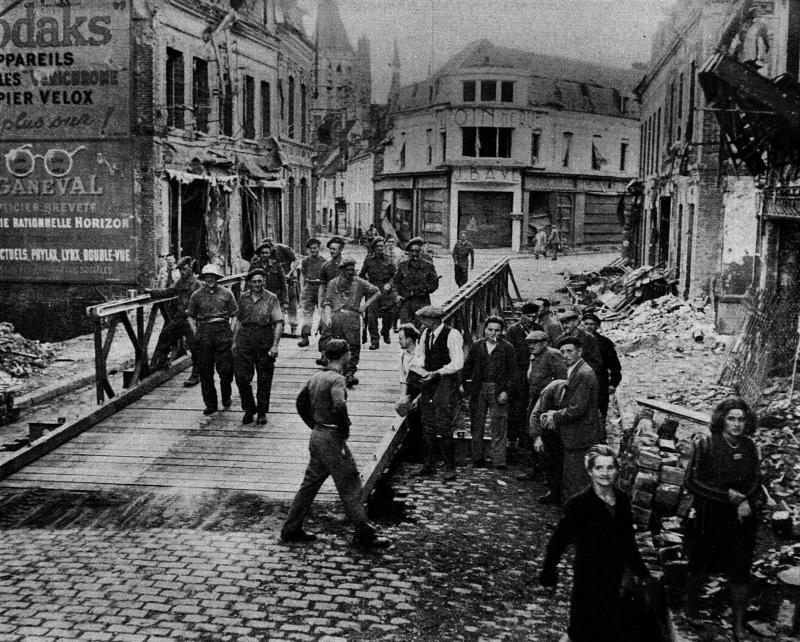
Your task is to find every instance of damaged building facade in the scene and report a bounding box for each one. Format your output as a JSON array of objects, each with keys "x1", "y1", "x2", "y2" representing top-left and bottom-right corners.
[
  {"x1": 0, "y1": 0, "x2": 313, "y2": 340},
  {"x1": 376, "y1": 40, "x2": 641, "y2": 250}
]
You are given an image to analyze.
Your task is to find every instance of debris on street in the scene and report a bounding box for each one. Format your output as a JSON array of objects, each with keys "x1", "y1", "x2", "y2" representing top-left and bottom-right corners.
[{"x1": 0, "y1": 322, "x2": 56, "y2": 382}]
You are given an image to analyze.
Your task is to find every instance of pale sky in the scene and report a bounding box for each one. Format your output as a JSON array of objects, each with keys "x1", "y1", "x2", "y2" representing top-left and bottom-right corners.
[{"x1": 301, "y1": 0, "x2": 675, "y2": 101}]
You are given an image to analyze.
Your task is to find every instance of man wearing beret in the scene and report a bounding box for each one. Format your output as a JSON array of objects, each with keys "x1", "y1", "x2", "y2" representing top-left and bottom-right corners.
[
  {"x1": 359, "y1": 236, "x2": 397, "y2": 350},
  {"x1": 248, "y1": 240, "x2": 288, "y2": 313},
  {"x1": 504, "y1": 302, "x2": 544, "y2": 452},
  {"x1": 581, "y1": 312, "x2": 622, "y2": 427},
  {"x1": 297, "y1": 238, "x2": 326, "y2": 348},
  {"x1": 282, "y1": 339, "x2": 389, "y2": 548},
  {"x1": 540, "y1": 336, "x2": 601, "y2": 500},
  {"x1": 265, "y1": 238, "x2": 299, "y2": 336},
  {"x1": 556, "y1": 308, "x2": 604, "y2": 392},
  {"x1": 322, "y1": 257, "x2": 382, "y2": 387},
  {"x1": 452, "y1": 231, "x2": 475, "y2": 288},
  {"x1": 315, "y1": 237, "x2": 345, "y2": 362},
  {"x1": 415, "y1": 305, "x2": 464, "y2": 481},
  {"x1": 391, "y1": 237, "x2": 439, "y2": 326},
  {"x1": 233, "y1": 268, "x2": 284, "y2": 426},
  {"x1": 148, "y1": 256, "x2": 202, "y2": 387}
]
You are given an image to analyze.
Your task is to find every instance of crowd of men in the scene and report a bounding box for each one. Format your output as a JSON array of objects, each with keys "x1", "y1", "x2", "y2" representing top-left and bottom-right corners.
[{"x1": 146, "y1": 233, "x2": 621, "y2": 546}]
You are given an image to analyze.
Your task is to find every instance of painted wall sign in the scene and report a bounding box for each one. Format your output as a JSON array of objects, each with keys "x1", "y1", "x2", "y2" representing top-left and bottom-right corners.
[
  {"x1": 0, "y1": 139, "x2": 135, "y2": 283},
  {"x1": 0, "y1": 0, "x2": 130, "y2": 140},
  {"x1": 453, "y1": 165, "x2": 519, "y2": 184},
  {"x1": 437, "y1": 107, "x2": 534, "y2": 129}
]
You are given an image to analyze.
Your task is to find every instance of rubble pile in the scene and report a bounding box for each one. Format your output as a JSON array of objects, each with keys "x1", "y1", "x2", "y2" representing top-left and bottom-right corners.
[
  {"x1": 0, "y1": 322, "x2": 56, "y2": 381},
  {"x1": 566, "y1": 261, "x2": 676, "y2": 312},
  {"x1": 601, "y1": 294, "x2": 724, "y2": 355}
]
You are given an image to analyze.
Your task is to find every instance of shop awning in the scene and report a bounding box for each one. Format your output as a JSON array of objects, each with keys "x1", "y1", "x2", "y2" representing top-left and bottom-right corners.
[{"x1": 699, "y1": 53, "x2": 800, "y2": 174}]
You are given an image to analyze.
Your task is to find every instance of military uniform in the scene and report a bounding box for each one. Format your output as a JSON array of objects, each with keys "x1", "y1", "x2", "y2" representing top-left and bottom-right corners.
[
  {"x1": 298, "y1": 253, "x2": 326, "y2": 339},
  {"x1": 150, "y1": 271, "x2": 201, "y2": 379},
  {"x1": 234, "y1": 289, "x2": 283, "y2": 419},
  {"x1": 323, "y1": 274, "x2": 379, "y2": 379},
  {"x1": 452, "y1": 239, "x2": 475, "y2": 287},
  {"x1": 316, "y1": 254, "x2": 342, "y2": 351},
  {"x1": 359, "y1": 253, "x2": 396, "y2": 347},
  {"x1": 248, "y1": 256, "x2": 288, "y2": 307},
  {"x1": 271, "y1": 243, "x2": 298, "y2": 332},
  {"x1": 391, "y1": 258, "x2": 439, "y2": 325},
  {"x1": 187, "y1": 285, "x2": 237, "y2": 411}
]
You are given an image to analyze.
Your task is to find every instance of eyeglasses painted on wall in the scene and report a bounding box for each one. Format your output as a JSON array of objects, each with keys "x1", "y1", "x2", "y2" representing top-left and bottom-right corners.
[{"x1": 4, "y1": 144, "x2": 86, "y2": 178}]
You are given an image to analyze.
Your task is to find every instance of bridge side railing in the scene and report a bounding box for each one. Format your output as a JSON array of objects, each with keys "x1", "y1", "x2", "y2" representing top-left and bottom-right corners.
[{"x1": 85, "y1": 273, "x2": 248, "y2": 405}]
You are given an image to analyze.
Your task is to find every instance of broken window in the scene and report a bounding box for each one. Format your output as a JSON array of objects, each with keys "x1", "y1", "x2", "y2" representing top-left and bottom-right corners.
[
  {"x1": 463, "y1": 81, "x2": 476, "y2": 102},
  {"x1": 462, "y1": 127, "x2": 512, "y2": 158},
  {"x1": 261, "y1": 81, "x2": 271, "y2": 137},
  {"x1": 562, "y1": 132, "x2": 573, "y2": 168},
  {"x1": 591, "y1": 135, "x2": 605, "y2": 170},
  {"x1": 220, "y1": 75, "x2": 233, "y2": 137},
  {"x1": 288, "y1": 76, "x2": 295, "y2": 139},
  {"x1": 531, "y1": 130, "x2": 541, "y2": 164},
  {"x1": 243, "y1": 75, "x2": 255, "y2": 140},
  {"x1": 166, "y1": 47, "x2": 184, "y2": 129},
  {"x1": 192, "y1": 57, "x2": 209, "y2": 133},
  {"x1": 399, "y1": 141, "x2": 406, "y2": 169}
]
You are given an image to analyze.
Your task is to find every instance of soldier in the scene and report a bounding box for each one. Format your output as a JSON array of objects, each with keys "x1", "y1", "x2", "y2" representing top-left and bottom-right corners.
[
  {"x1": 282, "y1": 339, "x2": 390, "y2": 548},
  {"x1": 581, "y1": 312, "x2": 622, "y2": 426},
  {"x1": 268, "y1": 239, "x2": 299, "y2": 336},
  {"x1": 315, "y1": 236, "x2": 345, "y2": 365},
  {"x1": 233, "y1": 268, "x2": 284, "y2": 426},
  {"x1": 147, "y1": 256, "x2": 201, "y2": 387},
  {"x1": 359, "y1": 236, "x2": 396, "y2": 349},
  {"x1": 391, "y1": 237, "x2": 439, "y2": 326},
  {"x1": 248, "y1": 240, "x2": 288, "y2": 313},
  {"x1": 504, "y1": 302, "x2": 544, "y2": 452},
  {"x1": 186, "y1": 264, "x2": 237, "y2": 415},
  {"x1": 297, "y1": 238, "x2": 326, "y2": 348},
  {"x1": 415, "y1": 305, "x2": 464, "y2": 481},
  {"x1": 452, "y1": 231, "x2": 475, "y2": 288},
  {"x1": 322, "y1": 257, "x2": 382, "y2": 388}
]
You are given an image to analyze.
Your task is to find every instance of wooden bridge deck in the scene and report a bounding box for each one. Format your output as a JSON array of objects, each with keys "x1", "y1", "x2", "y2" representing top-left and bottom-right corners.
[{"x1": 0, "y1": 340, "x2": 403, "y2": 502}]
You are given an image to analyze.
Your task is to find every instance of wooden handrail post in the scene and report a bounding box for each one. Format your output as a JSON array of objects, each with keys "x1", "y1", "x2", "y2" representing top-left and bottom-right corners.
[{"x1": 94, "y1": 319, "x2": 105, "y2": 405}]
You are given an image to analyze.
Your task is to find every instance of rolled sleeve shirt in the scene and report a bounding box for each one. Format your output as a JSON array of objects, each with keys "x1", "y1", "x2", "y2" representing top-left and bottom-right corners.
[
  {"x1": 237, "y1": 290, "x2": 283, "y2": 326},
  {"x1": 187, "y1": 287, "x2": 237, "y2": 322},
  {"x1": 324, "y1": 276, "x2": 379, "y2": 312},
  {"x1": 418, "y1": 324, "x2": 464, "y2": 376}
]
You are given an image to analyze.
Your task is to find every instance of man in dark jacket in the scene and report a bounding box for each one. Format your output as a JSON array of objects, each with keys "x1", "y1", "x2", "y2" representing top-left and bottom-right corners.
[
  {"x1": 463, "y1": 316, "x2": 516, "y2": 469},
  {"x1": 248, "y1": 240, "x2": 288, "y2": 312},
  {"x1": 540, "y1": 336, "x2": 601, "y2": 500},
  {"x1": 504, "y1": 302, "x2": 543, "y2": 451},
  {"x1": 359, "y1": 236, "x2": 397, "y2": 349},
  {"x1": 452, "y1": 231, "x2": 475, "y2": 287},
  {"x1": 281, "y1": 339, "x2": 389, "y2": 549},
  {"x1": 148, "y1": 256, "x2": 201, "y2": 387},
  {"x1": 392, "y1": 237, "x2": 439, "y2": 325},
  {"x1": 581, "y1": 312, "x2": 622, "y2": 428},
  {"x1": 557, "y1": 309, "x2": 604, "y2": 393}
]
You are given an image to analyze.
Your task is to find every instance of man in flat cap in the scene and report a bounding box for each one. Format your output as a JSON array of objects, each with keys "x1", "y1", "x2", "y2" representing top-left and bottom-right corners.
[
  {"x1": 233, "y1": 268, "x2": 284, "y2": 426},
  {"x1": 556, "y1": 308, "x2": 604, "y2": 387},
  {"x1": 322, "y1": 257, "x2": 382, "y2": 387},
  {"x1": 187, "y1": 264, "x2": 237, "y2": 415},
  {"x1": 282, "y1": 339, "x2": 390, "y2": 549},
  {"x1": 452, "y1": 231, "x2": 475, "y2": 288},
  {"x1": 359, "y1": 236, "x2": 397, "y2": 350},
  {"x1": 391, "y1": 237, "x2": 439, "y2": 327},
  {"x1": 415, "y1": 305, "x2": 463, "y2": 480},
  {"x1": 297, "y1": 238, "x2": 326, "y2": 348},
  {"x1": 248, "y1": 239, "x2": 288, "y2": 314},
  {"x1": 315, "y1": 236, "x2": 346, "y2": 363},
  {"x1": 148, "y1": 256, "x2": 202, "y2": 387},
  {"x1": 539, "y1": 335, "x2": 601, "y2": 500},
  {"x1": 581, "y1": 312, "x2": 622, "y2": 428},
  {"x1": 534, "y1": 297, "x2": 563, "y2": 345},
  {"x1": 504, "y1": 302, "x2": 544, "y2": 453}
]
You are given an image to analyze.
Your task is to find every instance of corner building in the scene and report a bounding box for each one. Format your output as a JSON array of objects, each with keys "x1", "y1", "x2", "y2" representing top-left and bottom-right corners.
[
  {"x1": 375, "y1": 40, "x2": 641, "y2": 250},
  {"x1": 0, "y1": 0, "x2": 313, "y2": 340}
]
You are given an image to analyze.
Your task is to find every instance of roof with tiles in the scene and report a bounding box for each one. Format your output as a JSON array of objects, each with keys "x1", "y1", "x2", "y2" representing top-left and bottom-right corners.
[{"x1": 391, "y1": 40, "x2": 642, "y2": 118}]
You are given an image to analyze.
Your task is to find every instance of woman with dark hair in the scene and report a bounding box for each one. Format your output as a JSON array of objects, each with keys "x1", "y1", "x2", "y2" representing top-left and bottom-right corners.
[
  {"x1": 540, "y1": 444, "x2": 652, "y2": 641},
  {"x1": 684, "y1": 397, "x2": 761, "y2": 640}
]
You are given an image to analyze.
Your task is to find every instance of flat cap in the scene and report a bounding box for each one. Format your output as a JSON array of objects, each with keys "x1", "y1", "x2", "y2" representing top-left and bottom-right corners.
[
  {"x1": 370, "y1": 236, "x2": 385, "y2": 251},
  {"x1": 327, "y1": 236, "x2": 346, "y2": 248},
  {"x1": 559, "y1": 309, "x2": 580, "y2": 322},
  {"x1": 176, "y1": 256, "x2": 193, "y2": 270},
  {"x1": 406, "y1": 236, "x2": 424, "y2": 248},
  {"x1": 521, "y1": 302, "x2": 539, "y2": 315},
  {"x1": 305, "y1": 238, "x2": 321, "y2": 248},
  {"x1": 557, "y1": 335, "x2": 583, "y2": 349},
  {"x1": 338, "y1": 257, "x2": 357, "y2": 269},
  {"x1": 525, "y1": 330, "x2": 549, "y2": 342},
  {"x1": 324, "y1": 339, "x2": 350, "y2": 361},
  {"x1": 415, "y1": 305, "x2": 445, "y2": 319},
  {"x1": 245, "y1": 268, "x2": 266, "y2": 281},
  {"x1": 582, "y1": 312, "x2": 602, "y2": 325}
]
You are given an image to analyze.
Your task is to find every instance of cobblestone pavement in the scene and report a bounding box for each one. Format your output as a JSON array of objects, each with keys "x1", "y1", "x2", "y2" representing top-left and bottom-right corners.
[{"x1": 0, "y1": 463, "x2": 570, "y2": 641}]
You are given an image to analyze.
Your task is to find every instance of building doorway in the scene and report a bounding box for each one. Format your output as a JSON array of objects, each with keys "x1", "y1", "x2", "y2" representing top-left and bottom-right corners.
[{"x1": 458, "y1": 191, "x2": 513, "y2": 247}]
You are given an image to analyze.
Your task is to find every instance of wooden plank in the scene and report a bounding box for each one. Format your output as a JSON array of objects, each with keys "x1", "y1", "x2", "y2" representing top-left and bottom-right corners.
[{"x1": 634, "y1": 398, "x2": 710, "y2": 425}]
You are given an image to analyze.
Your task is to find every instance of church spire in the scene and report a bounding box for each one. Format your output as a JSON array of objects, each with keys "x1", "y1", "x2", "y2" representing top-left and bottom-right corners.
[
  {"x1": 387, "y1": 39, "x2": 401, "y2": 105},
  {"x1": 316, "y1": 0, "x2": 353, "y2": 52}
]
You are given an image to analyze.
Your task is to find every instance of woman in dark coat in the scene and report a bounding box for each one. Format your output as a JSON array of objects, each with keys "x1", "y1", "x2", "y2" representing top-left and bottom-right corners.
[
  {"x1": 540, "y1": 444, "x2": 651, "y2": 642},
  {"x1": 684, "y1": 397, "x2": 760, "y2": 640}
]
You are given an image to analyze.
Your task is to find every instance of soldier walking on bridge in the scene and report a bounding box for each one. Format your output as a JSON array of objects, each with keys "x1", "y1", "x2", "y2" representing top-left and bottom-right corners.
[
  {"x1": 281, "y1": 339, "x2": 390, "y2": 549},
  {"x1": 233, "y1": 269, "x2": 283, "y2": 426},
  {"x1": 187, "y1": 264, "x2": 237, "y2": 415},
  {"x1": 452, "y1": 231, "x2": 475, "y2": 288},
  {"x1": 297, "y1": 238, "x2": 326, "y2": 348},
  {"x1": 359, "y1": 236, "x2": 396, "y2": 350},
  {"x1": 248, "y1": 240, "x2": 289, "y2": 316},
  {"x1": 147, "y1": 256, "x2": 201, "y2": 387},
  {"x1": 392, "y1": 237, "x2": 439, "y2": 326}
]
